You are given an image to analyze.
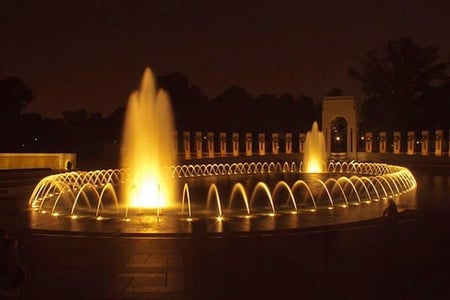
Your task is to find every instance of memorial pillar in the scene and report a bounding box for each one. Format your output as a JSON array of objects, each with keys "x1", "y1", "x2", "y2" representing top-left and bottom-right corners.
[
  {"x1": 365, "y1": 132, "x2": 372, "y2": 153},
  {"x1": 272, "y1": 133, "x2": 279, "y2": 155},
  {"x1": 299, "y1": 133, "x2": 306, "y2": 154},
  {"x1": 220, "y1": 132, "x2": 227, "y2": 157},
  {"x1": 258, "y1": 133, "x2": 266, "y2": 155},
  {"x1": 379, "y1": 132, "x2": 387, "y2": 153},
  {"x1": 207, "y1": 132, "x2": 214, "y2": 158},
  {"x1": 421, "y1": 130, "x2": 429, "y2": 156},
  {"x1": 245, "y1": 133, "x2": 253, "y2": 156},
  {"x1": 393, "y1": 131, "x2": 401, "y2": 154},
  {"x1": 435, "y1": 130, "x2": 443, "y2": 157},
  {"x1": 232, "y1": 133, "x2": 239, "y2": 157},
  {"x1": 285, "y1": 133, "x2": 292, "y2": 154}
]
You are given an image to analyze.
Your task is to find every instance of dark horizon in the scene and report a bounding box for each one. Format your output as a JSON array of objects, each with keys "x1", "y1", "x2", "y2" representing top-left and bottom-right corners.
[{"x1": 3, "y1": 0, "x2": 450, "y2": 118}]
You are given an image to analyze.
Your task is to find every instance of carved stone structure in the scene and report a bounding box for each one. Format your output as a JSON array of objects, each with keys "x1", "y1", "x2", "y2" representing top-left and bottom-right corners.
[
  {"x1": 322, "y1": 96, "x2": 357, "y2": 159},
  {"x1": 258, "y1": 133, "x2": 266, "y2": 155}
]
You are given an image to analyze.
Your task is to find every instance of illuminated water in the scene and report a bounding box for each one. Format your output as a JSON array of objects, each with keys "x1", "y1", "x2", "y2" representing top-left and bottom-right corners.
[
  {"x1": 28, "y1": 160, "x2": 417, "y2": 233},
  {"x1": 303, "y1": 121, "x2": 326, "y2": 173},
  {"x1": 121, "y1": 67, "x2": 177, "y2": 209}
]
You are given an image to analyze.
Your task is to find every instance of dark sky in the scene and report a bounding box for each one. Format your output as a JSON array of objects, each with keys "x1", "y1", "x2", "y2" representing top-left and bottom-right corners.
[{"x1": 2, "y1": 0, "x2": 450, "y2": 118}]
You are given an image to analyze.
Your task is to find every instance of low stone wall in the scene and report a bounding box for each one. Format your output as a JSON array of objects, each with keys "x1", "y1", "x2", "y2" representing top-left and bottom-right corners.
[{"x1": 0, "y1": 153, "x2": 76, "y2": 170}]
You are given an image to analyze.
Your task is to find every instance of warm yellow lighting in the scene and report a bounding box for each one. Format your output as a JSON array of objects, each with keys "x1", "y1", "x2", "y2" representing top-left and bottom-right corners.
[
  {"x1": 70, "y1": 215, "x2": 78, "y2": 220},
  {"x1": 129, "y1": 179, "x2": 165, "y2": 208},
  {"x1": 96, "y1": 216, "x2": 104, "y2": 221},
  {"x1": 244, "y1": 215, "x2": 252, "y2": 219},
  {"x1": 186, "y1": 217, "x2": 193, "y2": 222},
  {"x1": 51, "y1": 212, "x2": 59, "y2": 217},
  {"x1": 121, "y1": 67, "x2": 176, "y2": 210},
  {"x1": 123, "y1": 218, "x2": 131, "y2": 222},
  {"x1": 306, "y1": 162, "x2": 323, "y2": 173},
  {"x1": 303, "y1": 122, "x2": 326, "y2": 173},
  {"x1": 216, "y1": 216, "x2": 224, "y2": 222},
  {"x1": 290, "y1": 211, "x2": 298, "y2": 215},
  {"x1": 268, "y1": 213, "x2": 276, "y2": 217}
]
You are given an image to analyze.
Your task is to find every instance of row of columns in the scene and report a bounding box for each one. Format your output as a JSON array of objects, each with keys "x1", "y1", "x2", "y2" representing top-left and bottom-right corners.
[
  {"x1": 364, "y1": 129, "x2": 448, "y2": 156},
  {"x1": 179, "y1": 132, "x2": 308, "y2": 160}
]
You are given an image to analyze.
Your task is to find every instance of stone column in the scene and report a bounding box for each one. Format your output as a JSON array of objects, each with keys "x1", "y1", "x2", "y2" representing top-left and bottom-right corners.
[
  {"x1": 407, "y1": 131, "x2": 415, "y2": 155},
  {"x1": 183, "y1": 131, "x2": 191, "y2": 160},
  {"x1": 207, "y1": 132, "x2": 214, "y2": 158},
  {"x1": 258, "y1": 133, "x2": 266, "y2": 155},
  {"x1": 379, "y1": 132, "x2": 387, "y2": 153},
  {"x1": 285, "y1": 133, "x2": 292, "y2": 154},
  {"x1": 272, "y1": 133, "x2": 279, "y2": 155},
  {"x1": 365, "y1": 132, "x2": 372, "y2": 153},
  {"x1": 421, "y1": 130, "x2": 429, "y2": 156},
  {"x1": 299, "y1": 133, "x2": 306, "y2": 154},
  {"x1": 435, "y1": 129, "x2": 443, "y2": 157},
  {"x1": 232, "y1": 133, "x2": 239, "y2": 157},
  {"x1": 393, "y1": 131, "x2": 401, "y2": 154},
  {"x1": 220, "y1": 132, "x2": 227, "y2": 157},
  {"x1": 195, "y1": 131, "x2": 202, "y2": 159},
  {"x1": 245, "y1": 133, "x2": 252, "y2": 156}
]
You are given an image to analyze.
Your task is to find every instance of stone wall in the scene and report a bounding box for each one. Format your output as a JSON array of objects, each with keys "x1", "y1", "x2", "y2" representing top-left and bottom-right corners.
[{"x1": 0, "y1": 153, "x2": 76, "y2": 170}]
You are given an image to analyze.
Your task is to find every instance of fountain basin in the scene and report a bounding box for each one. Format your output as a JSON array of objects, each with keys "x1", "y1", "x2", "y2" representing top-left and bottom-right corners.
[{"x1": 28, "y1": 160, "x2": 417, "y2": 235}]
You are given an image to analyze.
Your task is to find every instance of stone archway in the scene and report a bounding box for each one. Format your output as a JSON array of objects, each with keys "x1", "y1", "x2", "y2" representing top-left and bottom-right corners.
[
  {"x1": 330, "y1": 117, "x2": 348, "y2": 153},
  {"x1": 322, "y1": 96, "x2": 357, "y2": 159}
]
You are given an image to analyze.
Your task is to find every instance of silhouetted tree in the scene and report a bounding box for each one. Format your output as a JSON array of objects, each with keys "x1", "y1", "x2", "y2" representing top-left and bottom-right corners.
[
  {"x1": 61, "y1": 109, "x2": 107, "y2": 159},
  {"x1": 326, "y1": 88, "x2": 343, "y2": 97},
  {"x1": 0, "y1": 77, "x2": 34, "y2": 151},
  {"x1": 254, "y1": 93, "x2": 279, "y2": 132},
  {"x1": 105, "y1": 106, "x2": 125, "y2": 143},
  {"x1": 210, "y1": 86, "x2": 253, "y2": 132},
  {"x1": 0, "y1": 77, "x2": 33, "y2": 117},
  {"x1": 158, "y1": 73, "x2": 208, "y2": 131},
  {"x1": 349, "y1": 37, "x2": 450, "y2": 131}
]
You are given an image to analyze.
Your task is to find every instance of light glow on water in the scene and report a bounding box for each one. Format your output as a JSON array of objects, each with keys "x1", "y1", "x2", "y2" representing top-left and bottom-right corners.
[
  {"x1": 121, "y1": 67, "x2": 177, "y2": 209},
  {"x1": 304, "y1": 121, "x2": 326, "y2": 173}
]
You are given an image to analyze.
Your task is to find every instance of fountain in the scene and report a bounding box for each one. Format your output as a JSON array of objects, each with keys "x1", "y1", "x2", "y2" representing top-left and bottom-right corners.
[
  {"x1": 27, "y1": 67, "x2": 418, "y2": 235},
  {"x1": 121, "y1": 67, "x2": 176, "y2": 210},
  {"x1": 303, "y1": 121, "x2": 326, "y2": 173}
]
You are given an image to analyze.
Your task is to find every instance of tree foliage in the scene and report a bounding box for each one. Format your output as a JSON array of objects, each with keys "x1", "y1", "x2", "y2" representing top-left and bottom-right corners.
[
  {"x1": 0, "y1": 77, "x2": 33, "y2": 118},
  {"x1": 349, "y1": 37, "x2": 450, "y2": 130}
]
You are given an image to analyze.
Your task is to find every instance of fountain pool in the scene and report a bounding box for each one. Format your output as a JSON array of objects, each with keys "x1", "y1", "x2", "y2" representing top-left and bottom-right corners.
[
  {"x1": 27, "y1": 67, "x2": 417, "y2": 235},
  {"x1": 28, "y1": 160, "x2": 416, "y2": 234}
]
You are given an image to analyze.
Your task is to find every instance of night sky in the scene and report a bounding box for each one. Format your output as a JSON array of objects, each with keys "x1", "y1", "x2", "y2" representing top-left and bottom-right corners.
[{"x1": 2, "y1": 0, "x2": 450, "y2": 118}]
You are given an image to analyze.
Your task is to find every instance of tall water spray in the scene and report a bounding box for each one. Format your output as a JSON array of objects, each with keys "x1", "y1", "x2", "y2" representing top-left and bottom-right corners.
[
  {"x1": 303, "y1": 121, "x2": 326, "y2": 173},
  {"x1": 121, "y1": 67, "x2": 177, "y2": 209}
]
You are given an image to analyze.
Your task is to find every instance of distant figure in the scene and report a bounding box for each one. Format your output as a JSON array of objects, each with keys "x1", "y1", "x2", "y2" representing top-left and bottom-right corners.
[
  {"x1": 383, "y1": 198, "x2": 398, "y2": 221},
  {"x1": 66, "y1": 160, "x2": 73, "y2": 171}
]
